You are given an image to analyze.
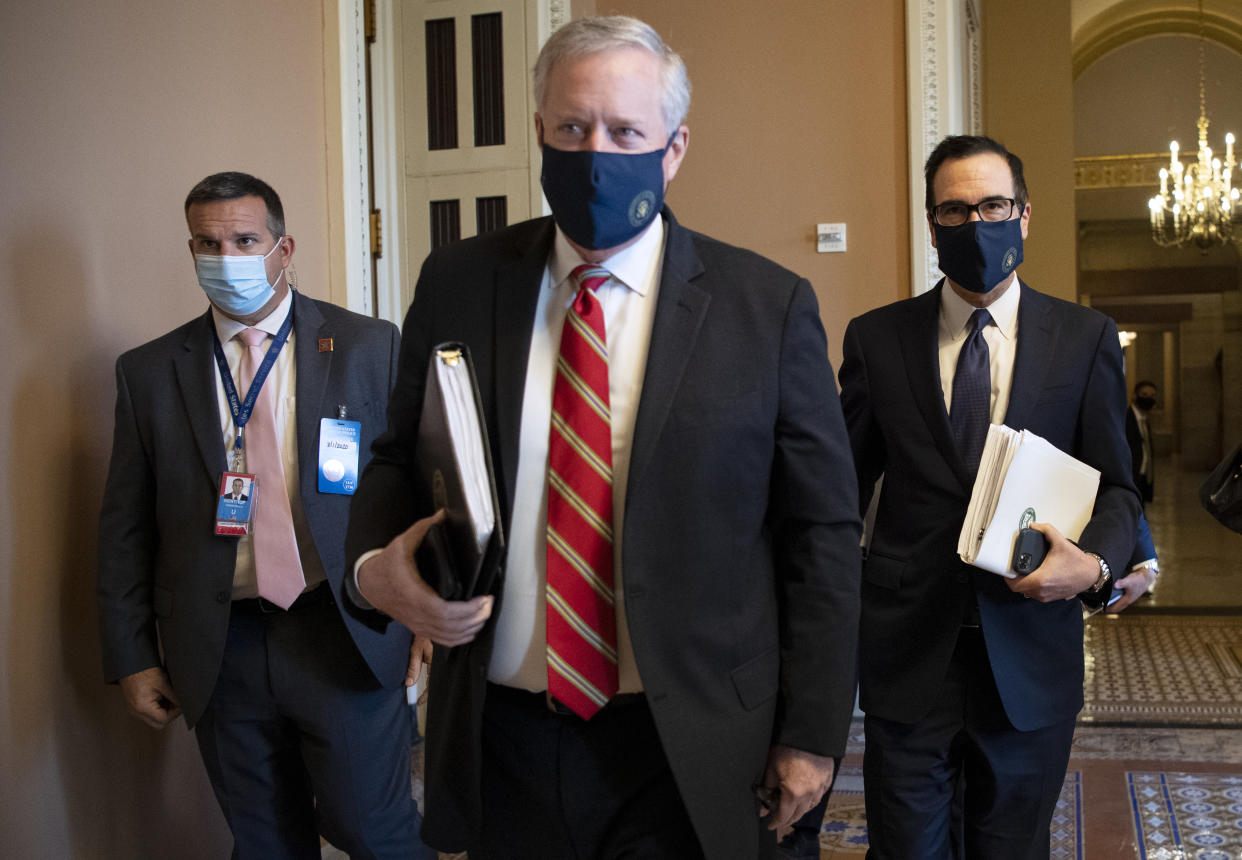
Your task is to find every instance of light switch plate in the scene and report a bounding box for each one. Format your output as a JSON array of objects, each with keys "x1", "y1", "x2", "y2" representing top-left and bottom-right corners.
[{"x1": 817, "y1": 222, "x2": 847, "y2": 253}]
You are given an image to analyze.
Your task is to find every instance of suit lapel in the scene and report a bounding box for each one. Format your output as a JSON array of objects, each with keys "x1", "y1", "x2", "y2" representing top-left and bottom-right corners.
[
  {"x1": 292, "y1": 292, "x2": 330, "y2": 509},
  {"x1": 627, "y1": 212, "x2": 709, "y2": 487},
  {"x1": 492, "y1": 219, "x2": 556, "y2": 514},
  {"x1": 1002, "y1": 281, "x2": 1054, "y2": 431},
  {"x1": 174, "y1": 310, "x2": 229, "y2": 486},
  {"x1": 900, "y1": 285, "x2": 969, "y2": 488}
]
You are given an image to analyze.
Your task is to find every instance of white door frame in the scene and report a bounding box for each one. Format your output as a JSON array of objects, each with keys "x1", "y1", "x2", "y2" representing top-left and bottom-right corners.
[
  {"x1": 905, "y1": 0, "x2": 982, "y2": 295},
  {"x1": 334, "y1": 0, "x2": 566, "y2": 322}
]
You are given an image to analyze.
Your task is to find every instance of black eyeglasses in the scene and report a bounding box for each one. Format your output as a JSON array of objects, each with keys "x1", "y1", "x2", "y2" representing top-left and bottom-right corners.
[{"x1": 930, "y1": 197, "x2": 1018, "y2": 227}]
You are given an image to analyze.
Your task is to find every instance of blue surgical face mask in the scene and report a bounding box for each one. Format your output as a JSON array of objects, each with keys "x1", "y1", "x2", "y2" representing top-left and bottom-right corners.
[
  {"x1": 933, "y1": 217, "x2": 1023, "y2": 294},
  {"x1": 540, "y1": 138, "x2": 671, "y2": 250},
  {"x1": 195, "y1": 239, "x2": 285, "y2": 317}
]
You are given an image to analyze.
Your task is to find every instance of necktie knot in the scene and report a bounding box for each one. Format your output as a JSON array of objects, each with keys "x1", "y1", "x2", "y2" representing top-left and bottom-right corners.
[
  {"x1": 968, "y1": 308, "x2": 992, "y2": 337},
  {"x1": 238, "y1": 327, "x2": 267, "y2": 349},
  {"x1": 570, "y1": 264, "x2": 611, "y2": 309}
]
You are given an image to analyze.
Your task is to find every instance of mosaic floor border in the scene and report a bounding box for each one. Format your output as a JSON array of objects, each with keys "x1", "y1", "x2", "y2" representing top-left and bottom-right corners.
[{"x1": 1128, "y1": 771, "x2": 1242, "y2": 860}]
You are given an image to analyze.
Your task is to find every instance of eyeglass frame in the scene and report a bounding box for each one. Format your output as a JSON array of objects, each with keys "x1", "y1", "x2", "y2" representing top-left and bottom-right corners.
[{"x1": 928, "y1": 197, "x2": 1020, "y2": 227}]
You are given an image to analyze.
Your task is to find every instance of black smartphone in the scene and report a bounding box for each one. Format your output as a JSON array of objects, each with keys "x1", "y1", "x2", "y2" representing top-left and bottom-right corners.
[
  {"x1": 1106, "y1": 586, "x2": 1126, "y2": 608},
  {"x1": 1011, "y1": 527, "x2": 1048, "y2": 575}
]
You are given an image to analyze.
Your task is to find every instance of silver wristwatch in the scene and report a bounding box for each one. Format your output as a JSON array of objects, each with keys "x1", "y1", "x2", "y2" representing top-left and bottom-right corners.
[{"x1": 1084, "y1": 552, "x2": 1112, "y2": 593}]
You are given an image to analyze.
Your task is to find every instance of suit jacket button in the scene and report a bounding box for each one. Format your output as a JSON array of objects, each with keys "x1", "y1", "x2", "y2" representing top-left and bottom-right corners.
[{"x1": 216, "y1": 590, "x2": 230, "y2": 603}]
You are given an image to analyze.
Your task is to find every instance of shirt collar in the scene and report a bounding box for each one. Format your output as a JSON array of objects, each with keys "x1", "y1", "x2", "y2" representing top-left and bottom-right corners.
[
  {"x1": 939, "y1": 275, "x2": 1020, "y2": 341},
  {"x1": 211, "y1": 288, "x2": 295, "y2": 345},
  {"x1": 548, "y1": 215, "x2": 665, "y2": 296}
]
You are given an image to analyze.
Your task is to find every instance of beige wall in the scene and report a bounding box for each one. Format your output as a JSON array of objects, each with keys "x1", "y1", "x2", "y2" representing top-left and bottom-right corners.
[
  {"x1": 604, "y1": 0, "x2": 910, "y2": 369},
  {"x1": 981, "y1": 0, "x2": 1077, "y2": 302},
  {"x1": 0, "y1": 1, "x2": 339, "y2": 854}
]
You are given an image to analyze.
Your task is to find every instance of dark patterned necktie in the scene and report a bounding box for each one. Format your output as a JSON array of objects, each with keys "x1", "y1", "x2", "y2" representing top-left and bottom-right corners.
[
  {"x1": 546, "y1": 264, "x2": 618, "y2": 719},
  {"x1": 950, "y1": 308, "x2": 993, "y2": 475}
]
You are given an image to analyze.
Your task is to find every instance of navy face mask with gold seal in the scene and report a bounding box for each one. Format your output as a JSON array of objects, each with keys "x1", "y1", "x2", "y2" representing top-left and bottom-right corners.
[
  {"x1": 933, "y1": 218, "x2": 1024, "y2": 294},
  {"x1": 540, "y1": 138, "x2": 671, "y2": 251}
]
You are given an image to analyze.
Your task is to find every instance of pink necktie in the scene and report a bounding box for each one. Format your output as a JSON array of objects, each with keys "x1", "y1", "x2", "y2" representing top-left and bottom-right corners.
[
  {"x1": 237, "y1": 328, "x2": 305, "y2": 609},
  {"x1": 546, "y1": 264, "x2": 618, "y2": 719}
]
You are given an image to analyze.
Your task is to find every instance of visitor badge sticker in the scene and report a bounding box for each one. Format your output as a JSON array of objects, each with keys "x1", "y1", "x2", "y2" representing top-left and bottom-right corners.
[{"x1": 318, "y1": 418, "x2": 361, "y2": 494}]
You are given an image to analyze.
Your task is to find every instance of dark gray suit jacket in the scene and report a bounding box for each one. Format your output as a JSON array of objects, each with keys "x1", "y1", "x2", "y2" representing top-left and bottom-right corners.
[
  {"x1": 344, "y1": 210, "x2": 862, "y2": 858},
  {"x1": 98, "y1": 291, "x2": 408, "y2": 728},
  {"x1": 840, "y1": 280, "x2": 1141, "y2": 731}
]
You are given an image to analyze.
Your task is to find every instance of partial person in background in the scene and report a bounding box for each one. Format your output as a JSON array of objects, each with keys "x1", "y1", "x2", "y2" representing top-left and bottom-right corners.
[
  {"x1": 97, "y1": 172, "x2": 432, "y2": 859},
  {"x1": 1108, "y1": 513, "x2": 1160, "y2": 611},
  {"x1": 1127, "y1": 380, "x2": 1158, "y2": 505}
]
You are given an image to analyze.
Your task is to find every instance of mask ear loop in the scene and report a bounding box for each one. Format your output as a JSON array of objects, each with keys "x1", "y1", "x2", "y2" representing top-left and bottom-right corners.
[{"x1": 269, "y1": 235, "x2": 293, "y2": 292}]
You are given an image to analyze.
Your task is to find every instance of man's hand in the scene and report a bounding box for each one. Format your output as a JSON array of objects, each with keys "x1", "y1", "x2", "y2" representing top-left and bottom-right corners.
[
  {"x1": 405, "y1": 635, "x2": 433, "y2": 704},
  {"x1": 758, "y1": 744, "x2": 836, "y2": 839},
  {"x1": 118, "y1": 666, "x2": 182, "y2": 729},
  {"x1": 357, "y1": 510, "x2": 493, "y2": 646},
  {"x1": 1107, "y1": 567, "x2": 1157, "y2": 612},
  {"x1": 1007, "y1": 522, "x2": 1101, "y2": 602}
]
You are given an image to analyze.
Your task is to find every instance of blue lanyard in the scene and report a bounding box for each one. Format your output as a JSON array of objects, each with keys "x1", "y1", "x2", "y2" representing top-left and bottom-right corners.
[{"x1": 212, "y1": 309, "x2": 294, "y2": 469}]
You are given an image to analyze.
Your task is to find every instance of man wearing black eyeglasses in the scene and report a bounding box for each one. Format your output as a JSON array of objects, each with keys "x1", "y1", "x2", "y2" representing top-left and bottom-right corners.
[{"x1": 838, "y1": 135, "x2": 1140, "y2": 859}]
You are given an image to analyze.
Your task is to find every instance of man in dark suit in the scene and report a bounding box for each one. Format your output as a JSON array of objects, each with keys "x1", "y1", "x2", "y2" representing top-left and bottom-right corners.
[
  {"x1": 839, "y1": 136, "x2": 1140, "y2": 859},
  {"x1": 342, "y1": 15, "x2": 861, "y2": 860},
  {"x1": 97, "y1": 172, "x2": 432, "y2": 858},
  {"x1": 1127, "y1": 380, "x2": 1158, "y2": 504},
  {"x1": 226, "y1": 477, "x2": 249, "y2": 501}
]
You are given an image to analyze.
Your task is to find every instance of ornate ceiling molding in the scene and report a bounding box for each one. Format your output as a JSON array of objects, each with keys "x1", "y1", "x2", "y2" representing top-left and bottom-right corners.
[{"x1": 1073, "y1": 4, "x2": 1242, "y2": 79}]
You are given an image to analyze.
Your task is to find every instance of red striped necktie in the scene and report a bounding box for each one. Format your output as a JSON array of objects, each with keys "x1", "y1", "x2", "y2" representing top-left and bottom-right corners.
[{"x1": 546, "y1": 264, "x2": 618, "y2": 719}]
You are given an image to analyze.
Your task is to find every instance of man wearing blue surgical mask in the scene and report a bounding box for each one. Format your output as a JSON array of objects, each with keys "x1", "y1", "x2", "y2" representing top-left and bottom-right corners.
[
  {"x1": 839, "y1": 136, "x2": 1141, "y2": 858},
  {"x1": 341, "y1": 15, "x2": 862, "y2": 860},
  {"x1": 98, "y1": 172, "x2": 435, "y2": 858}
]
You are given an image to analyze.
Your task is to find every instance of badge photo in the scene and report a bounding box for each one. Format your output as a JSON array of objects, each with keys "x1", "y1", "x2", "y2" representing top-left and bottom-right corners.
[{"x1": 215, "y1": 471, "x2": 257, "y2": 535}]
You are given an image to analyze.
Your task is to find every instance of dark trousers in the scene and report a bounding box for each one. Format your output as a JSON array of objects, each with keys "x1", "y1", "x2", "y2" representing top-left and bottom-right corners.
[
  {"x1": 194, "y1": 586, "x2": 432, "y2": 860},
  {"x1": 862, "y1": 627, "x2": 1075, "y2": 860},
  {"x1": 473, "y1": 683, "x2": 707, "y2": 860}
]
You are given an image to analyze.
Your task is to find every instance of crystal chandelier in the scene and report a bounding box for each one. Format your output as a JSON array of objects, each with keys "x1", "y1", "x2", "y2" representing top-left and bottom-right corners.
[{"x1": 1147, "y1": 0, "x2": 1239, "y2": 250}]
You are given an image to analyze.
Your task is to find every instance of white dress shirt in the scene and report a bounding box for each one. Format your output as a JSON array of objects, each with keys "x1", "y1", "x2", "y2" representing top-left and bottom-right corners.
[
  {"x1": 938, "y1": 277, "x2": 1021, "y2": 425},
  {"x1": 488, "y1": 217, "x2": 666, "y2": 693},
  {"x1": 211, "y1": 289, "x2": 325, "y2": 598}
]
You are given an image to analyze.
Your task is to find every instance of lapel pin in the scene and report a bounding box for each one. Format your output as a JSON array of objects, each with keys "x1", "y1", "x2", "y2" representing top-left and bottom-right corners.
[{"x1": 318, "y1": 338, "x2": 334, "y2": 353}]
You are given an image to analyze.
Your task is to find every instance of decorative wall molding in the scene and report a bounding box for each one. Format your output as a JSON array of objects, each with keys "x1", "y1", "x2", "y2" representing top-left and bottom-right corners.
[
  {"x1": 1075, "y1": 154, "x2": 1169, "y2": 190},
  {"x1": 338, "y1": 0, "x2": 374, "y2": 315},
  {"x1": 907, "y1": 0, "x2": 981, "y2": 295}
]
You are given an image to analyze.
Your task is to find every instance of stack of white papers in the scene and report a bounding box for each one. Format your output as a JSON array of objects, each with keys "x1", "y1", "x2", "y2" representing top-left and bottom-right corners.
[{"x1": 957, "y1": 425, "x2": 1100, "y2": 578}]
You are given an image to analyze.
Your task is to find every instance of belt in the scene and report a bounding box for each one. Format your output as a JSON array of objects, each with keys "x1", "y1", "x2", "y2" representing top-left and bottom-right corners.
[
  {"x1": 232, "y1": 581, "x2": 331, "y2": 615},
  {"x1": 486, "y1": 682, "x2": 645, "y2": 717}
]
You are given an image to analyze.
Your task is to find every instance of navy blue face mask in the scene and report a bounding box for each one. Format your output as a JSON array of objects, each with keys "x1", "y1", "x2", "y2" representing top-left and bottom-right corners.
[
  {"x1": 540, "y1": 139, "x2": 670, "y2": 250},
  {"x1": 933, "y1": 217, "x2": 1024, "y2": 294}
]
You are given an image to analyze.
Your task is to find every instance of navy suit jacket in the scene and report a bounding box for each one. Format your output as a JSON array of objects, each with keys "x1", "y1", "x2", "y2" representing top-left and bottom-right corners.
[
  {"x1": 98, "y1": 291, "x2": 409, "y2": 728},
  {"x1": 839, "y1": 280, "x2": 1140, "y2": 731},
  {"x1": 345, "y1": 210, "x2": 862, "y2": 858}
]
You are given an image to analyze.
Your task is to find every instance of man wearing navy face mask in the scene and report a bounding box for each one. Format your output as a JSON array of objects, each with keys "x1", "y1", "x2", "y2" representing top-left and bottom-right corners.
[
  {"x1": 342, "y1": 15, "x2": 862, "y2": 860},
  {"x1": 97, "y1": 172, "x2": 434, "y2": 858},
  {"x1": 839, "y1": 136, "x2": 1139, "y2": 858}
]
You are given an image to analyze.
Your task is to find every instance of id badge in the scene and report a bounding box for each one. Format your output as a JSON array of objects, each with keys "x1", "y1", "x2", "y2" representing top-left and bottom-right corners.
[
  {"x1": 319, "y1": 418, "x2": 361, "y2": 494},
  {"x1": 215, "y1": 472, "x2": 257, "y2": 535}
]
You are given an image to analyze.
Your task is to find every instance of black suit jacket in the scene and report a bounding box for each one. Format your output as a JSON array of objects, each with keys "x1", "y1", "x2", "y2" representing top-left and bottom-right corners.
[
  {"x1": 839, "y1": 281, "x2": 1139, "y2": 731},
  {"x1": 98, "y1": 292, "x2": 408, "y2": 727},
  {"x1": 345, "y1": 210, "x2": 862, "y2": 858}
]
